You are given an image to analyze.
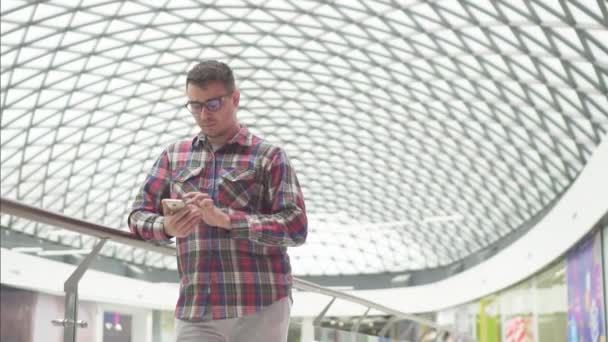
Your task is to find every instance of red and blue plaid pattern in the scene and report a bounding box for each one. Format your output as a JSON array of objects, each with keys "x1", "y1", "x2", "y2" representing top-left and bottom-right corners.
[{"x1": 128, "y1": 126, "x2": 307, "y2": 320}]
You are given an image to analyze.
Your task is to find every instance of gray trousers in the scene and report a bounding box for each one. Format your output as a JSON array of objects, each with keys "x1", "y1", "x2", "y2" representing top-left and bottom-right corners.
[{"x1": 175, "y1": 297, "x2": 291, "y2": 342}]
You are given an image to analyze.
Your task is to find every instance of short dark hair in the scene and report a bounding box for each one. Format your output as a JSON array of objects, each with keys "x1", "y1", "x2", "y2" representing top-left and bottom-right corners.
[{"x1": 186, "y1": 60, "x2": 235, "y2": 92}]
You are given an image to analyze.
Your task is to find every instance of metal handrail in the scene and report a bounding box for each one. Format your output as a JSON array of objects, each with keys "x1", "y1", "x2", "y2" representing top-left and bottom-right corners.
[{"x1": 0, "y1": 197, "x2": 449, "y2": 336}]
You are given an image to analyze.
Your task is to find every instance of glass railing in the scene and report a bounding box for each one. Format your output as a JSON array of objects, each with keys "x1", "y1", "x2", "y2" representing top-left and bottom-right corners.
[
  {"x1": 1, "y1": 197, "x2": 463, "y2": 342},
  {"x1": 288, "y1": 320, "x2": 388, "y2": 342},
  {"x1": 313, "y1": 326, "x2": 384, "y2": 342},
  {"x1": 287, "y1": 318, "x2": 459, "y2": 342}
]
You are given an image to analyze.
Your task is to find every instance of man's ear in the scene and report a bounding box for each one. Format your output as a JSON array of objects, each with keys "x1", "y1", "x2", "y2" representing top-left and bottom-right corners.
[{"x1": 232, "y1": 89, "x2": 240, "y2": 107}]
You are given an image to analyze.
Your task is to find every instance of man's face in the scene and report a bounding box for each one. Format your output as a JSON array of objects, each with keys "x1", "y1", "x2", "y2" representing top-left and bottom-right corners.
[{"x1": 186, "y1": 81, "x2": 240, "y2": 143}]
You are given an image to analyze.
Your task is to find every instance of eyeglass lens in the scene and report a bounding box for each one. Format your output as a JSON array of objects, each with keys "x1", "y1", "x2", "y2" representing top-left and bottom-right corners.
[{"x1": 186, "y1": 97, "x2": 223, "y2": 113}]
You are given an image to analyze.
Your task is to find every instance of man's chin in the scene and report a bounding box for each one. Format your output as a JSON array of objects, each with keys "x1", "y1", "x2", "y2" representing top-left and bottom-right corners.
[{"x1": 201, "y1": 126, "x2": 216, "y2": 135}]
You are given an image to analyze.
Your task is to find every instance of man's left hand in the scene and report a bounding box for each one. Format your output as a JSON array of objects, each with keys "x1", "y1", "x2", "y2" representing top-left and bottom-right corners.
[
  {"x1": 200, "y1": 198, "x2": 231, "y2": 230},
  {"x1": 183, "y1": 192, "x2": 231, "y2": 230}
]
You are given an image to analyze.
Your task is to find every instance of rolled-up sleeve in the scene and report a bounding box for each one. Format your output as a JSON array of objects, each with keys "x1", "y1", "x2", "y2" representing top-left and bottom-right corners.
[
  {"x1": 230, "y1": 148, "x2": 307, "y2": 247},
  {"x1": 128, "y1": 148, "x2": 172, "y2": 241}
]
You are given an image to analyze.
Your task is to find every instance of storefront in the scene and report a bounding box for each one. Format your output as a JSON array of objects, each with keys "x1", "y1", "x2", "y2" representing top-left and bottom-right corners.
[{"x1": 438, "y1": 217, "x2": 607, "y2": 342}]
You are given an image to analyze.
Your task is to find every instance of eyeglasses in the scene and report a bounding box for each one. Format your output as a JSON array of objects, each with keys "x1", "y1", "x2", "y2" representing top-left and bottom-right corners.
[{"x1": 185, "y1": 93, "x2": 232, "y2": 113}]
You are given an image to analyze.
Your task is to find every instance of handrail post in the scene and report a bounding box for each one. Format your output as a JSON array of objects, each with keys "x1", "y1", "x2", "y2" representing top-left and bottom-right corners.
[
  {"x1": 313, "y1": 297, "x2": 336, "y2": 340},
  {"x1": 378, "y1": 315, "x2": 399, "y2": 337},
  {"x1": 313, "y1": 297, "x2": 336, "y2": 326},
  {"x1": 435, "y1": 329, "x2": 444, "y2": 342},
  {"x1": 51, "y1": 238, "x2": 107, "y2": 342},
  {"x1": 351, "y1": 307, "x2": 371, "y2": 342}
]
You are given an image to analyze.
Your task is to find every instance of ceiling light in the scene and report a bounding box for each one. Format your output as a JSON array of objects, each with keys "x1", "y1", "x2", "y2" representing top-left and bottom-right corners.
[
  {"x1": 11, "y1": 247, "x2": 43, "y2": 253},
  {"x1": 327, "y1": 286, "x2": 354, "y2": 291},
  {"x1": 47, "y1": 231, "x2": 80, "y2": 237},
  {"x1": 37, "y1": 249, "x2": 92, "y2": 256},
  {"x1": 369, "y1": 220, "x2": 413, "y2": 229},
  {"x1": 390, "y1": 273, "x2": 411, "y2": 284},
  {"x1": 422, "y1": 214, "x2": 464, "y2": 224},
  {"x1": 127, "y1": 264, "x2": 144, "y2": 274},
  {"x1": 449, "y1": 263, "x2": 464, "y2": 275}
]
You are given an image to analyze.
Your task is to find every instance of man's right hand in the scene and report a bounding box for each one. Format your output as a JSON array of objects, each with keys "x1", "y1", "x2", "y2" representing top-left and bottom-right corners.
[{"x1": 163, "y1": 204, "x2": 202, "y2": 238}]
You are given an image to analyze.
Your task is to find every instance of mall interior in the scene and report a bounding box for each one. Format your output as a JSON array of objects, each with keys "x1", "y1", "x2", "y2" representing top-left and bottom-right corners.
[{"x1": 1, "y1": 1, "x2": 607, "y2": 341}]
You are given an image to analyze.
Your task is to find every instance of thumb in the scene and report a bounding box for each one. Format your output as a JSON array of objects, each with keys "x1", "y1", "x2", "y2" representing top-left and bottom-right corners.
[{"x1": 201, "y1": 198, "x2": 214, "y2": 209}]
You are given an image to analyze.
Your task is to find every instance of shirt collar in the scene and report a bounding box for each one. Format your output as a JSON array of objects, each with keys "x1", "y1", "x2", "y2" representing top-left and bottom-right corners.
[{"x1": 192, "y1": 125, "x2": 253, "y2": 148}]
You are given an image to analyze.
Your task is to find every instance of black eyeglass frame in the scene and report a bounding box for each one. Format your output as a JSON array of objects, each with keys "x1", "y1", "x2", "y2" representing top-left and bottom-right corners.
[{"x1": 184, "y1": 92, "x2": 233, "y2": 113}]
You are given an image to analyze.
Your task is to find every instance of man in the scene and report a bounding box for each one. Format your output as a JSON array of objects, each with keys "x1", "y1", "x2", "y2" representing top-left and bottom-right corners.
[{"x1": 128, "y1": 60, "x2": 307, "y2": 342}]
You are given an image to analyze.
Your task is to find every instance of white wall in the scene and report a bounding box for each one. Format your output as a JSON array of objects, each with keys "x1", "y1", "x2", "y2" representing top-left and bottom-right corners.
[
  {"x1": 25, "y1": 291, "x2": 106, "y2": 342},
  {"x1": 30, "y1": 292, "x2": 63, "y2": 342},
  {"x1": 0, "y1": 248, "x2": 177, "y2": 311}
]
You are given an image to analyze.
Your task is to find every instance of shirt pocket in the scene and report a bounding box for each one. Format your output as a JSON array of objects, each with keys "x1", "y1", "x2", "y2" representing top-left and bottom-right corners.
[
  {"x1": 218, "y1": 168, "x2": 260, "y2": 211},
  {"x1": 171, "y1": 167, "x2": 203, "y2": 196}
]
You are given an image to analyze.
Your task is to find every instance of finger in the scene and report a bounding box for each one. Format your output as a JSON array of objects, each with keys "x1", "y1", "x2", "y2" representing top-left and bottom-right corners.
[
  {"x1": 185, "y1": 216, "x2": 201, "y2": 230},
  {"x1": 185, "y1": 207, "x2": 203, "y2": 221},
  {"x1": 183, "y1": 196, "x2": 198, "y2": 206},
  {"x1": 186, "y1": 215, "x2": 201, "y2": 229},
  {"x1": 178, "y1": 217, "x2": 199, "y2": 234},
  {"x1": 175, "y1": 209, "x2": 200, "y2": 226},
  {"x1": 194, "y1": 195, "x2": 211, "y2": 207},
  {"x1": 183, "y1": 192, "x2": 210, "y2": 205},
  {"x1": 195, "y1": 193, "x2": 210, "y2": 201},
  {"x1": 201, "y1": 198, "x2": 214, "y2": 209},
  {"x1": 189, "y1": 206, "x2": 203, "y2": 218},
  {"x1": 182, "y1": 192, "x2": 199, "y2": 199},
  {"x1": 174, "y1": 215, "x2": 196, "y2": 231},
  {"x1": 184, "y1": 203, "x2": 199, "y2": 212},
  {"x1": 176, "y1": 224, "x2": 194, "y2": 236}
]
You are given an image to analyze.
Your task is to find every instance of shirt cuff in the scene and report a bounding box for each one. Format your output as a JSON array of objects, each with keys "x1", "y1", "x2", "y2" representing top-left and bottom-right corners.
[{"x1": 153, "y1": 216, "x2": 173, "y2": 240}]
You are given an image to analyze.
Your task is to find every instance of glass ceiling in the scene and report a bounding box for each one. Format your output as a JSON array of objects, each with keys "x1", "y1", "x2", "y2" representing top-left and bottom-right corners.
[{"x1": 1, "y1": 0, "x2": 607, "y2": 277}]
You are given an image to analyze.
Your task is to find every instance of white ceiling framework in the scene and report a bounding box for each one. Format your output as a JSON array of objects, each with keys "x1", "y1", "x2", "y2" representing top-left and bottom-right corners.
[{"x1": 1, "y1": 0, "x2": 607, "y2": 277}]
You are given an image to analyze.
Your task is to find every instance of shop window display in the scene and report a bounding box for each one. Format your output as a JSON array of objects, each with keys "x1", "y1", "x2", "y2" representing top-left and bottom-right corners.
[
  {"x1": 500, "y1": 280, "x2": 534, "y2": 342},
  {"x1": 477, "y1": 296, "x2": 501, "y2": 342},
  {"x1": 603, "y1": 221, "x2": 608, "y2": 340},
  {"x1": 566, "y1": 229, "x2": 605, "y2": 342},
  {"x1": 103, "y1": 311, "x2": 133, "y2": 342},
  {"x1": 535, "y1": 261, "x2": 567, "y2": 342}
]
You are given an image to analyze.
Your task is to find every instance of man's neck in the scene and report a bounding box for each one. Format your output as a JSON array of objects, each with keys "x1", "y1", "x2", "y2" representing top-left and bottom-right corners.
[{"x1": 206, "y1": 125, "x2": 241, "y2": 146}]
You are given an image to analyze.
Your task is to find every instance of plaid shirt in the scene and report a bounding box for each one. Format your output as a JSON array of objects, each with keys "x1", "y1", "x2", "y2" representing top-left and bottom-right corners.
[{"x1": 128, "y1": 126, "x2": 307, "y2": 321}]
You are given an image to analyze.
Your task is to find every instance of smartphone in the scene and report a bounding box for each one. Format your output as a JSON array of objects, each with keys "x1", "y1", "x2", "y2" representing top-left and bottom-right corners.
[{"x1": 161, "y1": 199, "x2": 186, "y2": 215}]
